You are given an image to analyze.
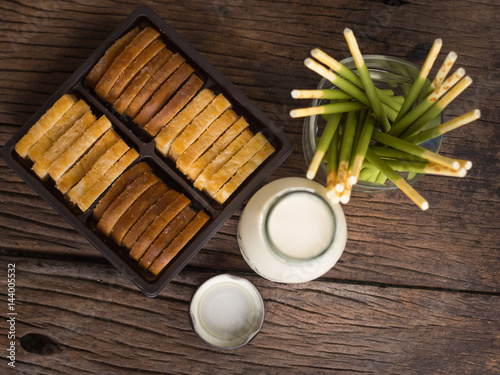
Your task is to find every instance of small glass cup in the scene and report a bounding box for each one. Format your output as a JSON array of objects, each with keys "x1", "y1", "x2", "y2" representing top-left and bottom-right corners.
[{"x1": 302, "y1": 55, "x2": 443, "y2": 192}]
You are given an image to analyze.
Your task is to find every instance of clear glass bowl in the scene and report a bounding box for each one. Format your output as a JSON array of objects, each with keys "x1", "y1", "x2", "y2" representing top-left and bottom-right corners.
[{"x1": 302, "y1": 55, "x2": 443, "y2": 192}]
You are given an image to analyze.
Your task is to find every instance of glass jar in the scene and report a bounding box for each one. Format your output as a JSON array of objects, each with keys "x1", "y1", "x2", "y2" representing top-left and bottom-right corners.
[
  {"x1": 237, "y1": 177, "x2": 347, "y2": 283},
  {"x1": 302, "y1": 55, "x2": 444, "y2": 192}
]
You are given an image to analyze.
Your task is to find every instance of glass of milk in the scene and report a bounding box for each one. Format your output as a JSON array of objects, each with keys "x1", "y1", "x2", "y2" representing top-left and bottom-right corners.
[{"x1": 237, "y1": 177, "x2": 347, "y2": 283}]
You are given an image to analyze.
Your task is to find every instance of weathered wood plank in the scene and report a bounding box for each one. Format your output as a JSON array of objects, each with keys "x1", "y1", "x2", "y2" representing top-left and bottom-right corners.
[{"x1": 0, "y1": 257, "x2": 498, "y2": 374}]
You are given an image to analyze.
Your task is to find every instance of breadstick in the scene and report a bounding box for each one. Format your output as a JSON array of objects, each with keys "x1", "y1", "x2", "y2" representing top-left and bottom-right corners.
[
  {"x1": 33, "y1": 111, "x2": 96, "y2": 179},
  {"x1": 155, "y1": 89, "x2": 215, "y2": 156},
  {"x1": 148, "y1": 211, "x2": 209, "y2": 275},
  {"x1": 28, "y1": 100, "x2": 90, "y2": 162},
  {"x1": 110, "y1": 183, "x2": 169, "y2": 245},
  {"x1": 137, "y1": 206, "x2": 195, "y2": 269},
  {"x1": 176, "y1": 109, "x2": 238, "y2": 173},
  {"x1": 113, "y1": 48, "x2": 173, "y2": 115},
  {"x1": 97, "y1": 171, "x2": 160, "y2": 236},
  {"x1": 78, "y1": 148, "x2": 139, "y2": 212},
  {"x1": 134, "y1": 62, "x2": 194, "y2": 126},
  {"x1": 93, "y1": 161, "x2": 152, "y2": 220},
  {"x1": 66, "y1": 139, "x2": 129, "y2": 205},
  {"x1": 122, "y1": 189, "x2": 179, "y2": 250},
  {"x1": 193, "y1": 129, "x2": 253, "y2": 191},
  {"x1": 85, "y1": 27, "x2": 140, "y2": 88},
  {"x1": 15, "y1": 94, "x2": 76, "y2": 158},
  {"x1": 144, "y1": 74, "x2": 204, "y2": 136},
  {"x1": 48, "y1": 115, "x2": 111, "y2": 181},
  {"x1": 56, "y1": 130, "x2": 119, "y2": 194},
  {"x1": 105, "y1": 39, "x2": 166, "y2": 103},
  {"x1": 169, "y1": 94, "x2": 231, "y2": 160},
  {"x1": 204, "y1": 132, "x2": 268, "y2": 197},
  {"x1": 125, "y1": 53, "x2": 185, "y2": 118},
  {"x1": 214, "y1": 142, "x2": 275, "y2": 204},
  {"x1": 94, "y1": 27, "x2": 160, "y2": 98},
  {"x1": 130, "y1": 194, "x2": 191, "y2": 261},
  {"x1": 186, "y1": 116, "x2": 248, "y2": 181}
]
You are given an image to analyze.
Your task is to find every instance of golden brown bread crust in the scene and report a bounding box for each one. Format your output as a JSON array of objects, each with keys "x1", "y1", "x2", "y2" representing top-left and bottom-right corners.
[
  {"x1": 93, "y1": 161, "x2": 152, "y2": 220},
  {"x1": 204, "y1": 132, "x2": 268, "y2": 197},
  {"x1": 85, "y1": 27, "x2": 140, "y2": 88},
  {"x1": 148, "y1": 211, "x2": 209, "y2": 275},
  {"x1": 168, "y1": 94, "x2": 231, "y2": 160},
  {"x1": 193, "y1": 129, "x2": 253, "y2": 191},
  {"x1": 137, "y1": 206, "x2": 196, "y2": 270},
  {"x1": 33, "y1": 111, "x2": 96, "y2": 179},
  {"x1": 185, "y1": 116, "x2": 248, "y2": 181},
  {"x1": 105, "y1": 39, "x2": 166, "y2": 104},
  {"x1": 144, "y1": 74, "x2": 204, "y2": 136},
  {"x1": 97, "y1": 171, "x2": 160, "y2": 236},
  {"x1": 78, "y1": 148, "x2": 139, "y2": 212},
  {"x1": 15, "y1": 94, "x2": 76, "y2": 158},
  {"x1": 176, "y1": 109, "x2": 238, "y2": 174},
  {"x1": 28, "y1": 100, "x2": 90, "y2": 162},
  {"x1": 125, "y1": 53, "x2": 185, "y2": 118},
  {"x1": 130, "y1": 194, "x2": 191, "y2": 261},
  {"x1": 154, "y1": 89, "x2": 215, "y2": 157},
  {"x1": 110, "y1": 183, "x2": 169, "y2": 245},
  {"x1": 66, "y1": 139, "x2": 129, "y2": 206},
  {"x1": 122, "y1": 189, "x2": 179, "y2": 250},
  {"x1": 134, "y1": 62, "x2": 194, "y2": 126},
  {"x1": 113, "y1": 48, "x2": 173, "y2": 115},
  {"x1": 56, "y1": 130, "x2": 120, "y2": 194},
  {"x1": 94, "y1": 27, "x2": 160, "y2": 99},
  {"x1": 48, "y1": 115, "x2": 111, "y2": 181},
  {"x1": 214, "y1": 142, "x2": 275, "y2": 204}
]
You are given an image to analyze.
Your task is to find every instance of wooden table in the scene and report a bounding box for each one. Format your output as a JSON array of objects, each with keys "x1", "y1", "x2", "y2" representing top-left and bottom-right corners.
[{"x1": 1, "y1": 0, "x2": 498, "y2": 373}]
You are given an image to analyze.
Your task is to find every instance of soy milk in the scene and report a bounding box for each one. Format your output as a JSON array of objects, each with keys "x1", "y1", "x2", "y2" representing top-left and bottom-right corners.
[{"x1": 237, "y1": 177, "x2": 347, "y2": 283}]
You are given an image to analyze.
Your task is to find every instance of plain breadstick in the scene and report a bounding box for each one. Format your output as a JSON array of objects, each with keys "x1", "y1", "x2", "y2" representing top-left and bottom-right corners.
[
  {"x1": 15, "y1": 94, "x2": 76, "y2": 158},
  {"x1": 56, "y1": 130, "x2": 119, "y2": 194}
]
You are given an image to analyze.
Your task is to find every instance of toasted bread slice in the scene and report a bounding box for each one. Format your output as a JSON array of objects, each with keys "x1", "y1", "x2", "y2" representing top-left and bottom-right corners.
[
  {"x1": 56, "y1": 130, "x2": 120, "y2": 194},
  {"x1": 110, "y1": 183, "x2": 169, "y2": 245},
  {"x1": 148, "y1": 211, "x2": 209, "y2": 275},
  {"x1": 186, "y1": 117, "x2": 249, "y2": 181},
  {"x1": 169, "y1": 94, "x2": 231, "y2": 160},
  {"x1": 155, "y1": 89, "x2": 215, "y2": 156},
  {"x1": 193, "y1": 129, "x2": 253, "y2": 191},
  {"x1": 15, "y1": 94, "x2": 76, "y2": 158},
  {"x1": 85, "y1": 27, "x2": 140, "y2": 88},
  {"x1": 93, "y1": 161, "x2": 152, "y2": 220},
  {"x1": 144, "y1": 74, "x2": 204, "y2": 136},
  {"x1": 48, "y1": 115, "x2": 112, "y2": 181},
  {"x1": 106, "y1": 39, "x2": 166, "y2": 103},
  {"x1": 138, "y1": 206, "x2": 196, "y2": 270},
  {"x1": 78, "y1": 148, "x2": 139, "y2": 212},
  {"x1": 130, "y1": 194, "x2": 191, "y2": 261},
  {"x1": 95, "y1": 27, "x2": 160, "y2": 98},
  {"x1": 28, "y1": 100, "x2": 90, "y2": 162},
  {"x1": 122, "y1": 189, "x2": 179, "y2": 250},
  {"x1": 176, "y1": 109, "x2": 238, "y2": 173},
  {"x1": 67, "y1": 139, "x2": 129, "y2": 206},
  {"x1": 97, "y1": 171, "x2": 160, "y2": 236},
  {"x1": 125, "y1": 53, "x2": 185, "y2": 118},
  {"x1": 134, "y1": 62, "x2": 194, "y2": 126},
  {"x1": 204, "y1": 132, "x2": 268, "y2": 197},
  {"x1": 113, "y1": 48, "x2": 173, "y2": 115},
  {"x1": 214, "y1": 142, "x2": 275, "y2": 204},
  {"x1": 33, "y1": 111, "x2": 96, "y2": 179}
]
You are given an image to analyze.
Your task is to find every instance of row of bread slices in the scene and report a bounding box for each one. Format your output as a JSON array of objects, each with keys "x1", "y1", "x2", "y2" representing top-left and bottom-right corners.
[
  {"x1": 85, "y1": 26, "x2": 204, "y2": 137},
  {"x1": 84, "y1": 26, "x2": 275, "y2": 203},
  {"x1": 93, "y1": 162, "x2": 209, "y2": 276},
  {"x1": 15, "y1": 94, "x2": 138, "y2": 212}
]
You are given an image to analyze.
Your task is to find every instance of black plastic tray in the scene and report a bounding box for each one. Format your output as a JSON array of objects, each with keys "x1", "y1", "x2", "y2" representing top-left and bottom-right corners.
[{"x1": 0, "y1": 4, "x2": 293, "y2": 297}]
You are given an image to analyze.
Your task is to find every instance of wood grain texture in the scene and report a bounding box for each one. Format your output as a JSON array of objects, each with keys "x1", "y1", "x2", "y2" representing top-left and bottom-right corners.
[{"x1": 0, "y1": 0, "x2": 499, "y2": 373}]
